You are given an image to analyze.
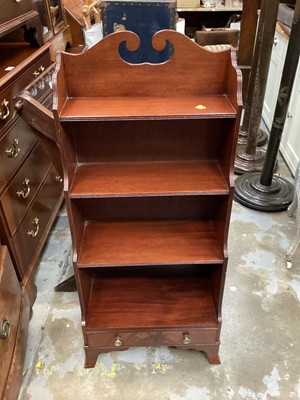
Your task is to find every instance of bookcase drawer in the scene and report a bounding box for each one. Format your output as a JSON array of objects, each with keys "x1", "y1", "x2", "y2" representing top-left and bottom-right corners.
[{"x1": 87, "y1": 328, "x2": 218, "y2": 348}]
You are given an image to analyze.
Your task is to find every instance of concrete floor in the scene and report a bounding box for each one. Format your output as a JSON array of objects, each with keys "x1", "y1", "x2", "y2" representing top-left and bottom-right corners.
[{"x1": 18, "y1": 158, "x2": 300, "y2": 400}]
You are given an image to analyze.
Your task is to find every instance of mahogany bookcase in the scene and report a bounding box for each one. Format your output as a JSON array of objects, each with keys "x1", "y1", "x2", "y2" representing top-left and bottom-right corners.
[{"x1": 53, "y1": 30, "x2": 242, "y2": 367}]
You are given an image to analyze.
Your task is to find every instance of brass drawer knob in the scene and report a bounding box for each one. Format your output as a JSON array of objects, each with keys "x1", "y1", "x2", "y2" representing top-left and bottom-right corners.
[
  {"x1": 114, "y1": 337, "x2": 122, "y2": 347},
  {"x1": 183, "y1": 334, "x2": 191, "y2": 345},
  {"x1": 0, "y1": 98, "x2": 10, "y2": 120},
  {"x1": 16, "y1": 178, "x2": 31, "y2": 199},
  {"x1": 27, "y1": 217, "x2": 40, "y2": 238},
  {"x1": 5, "y1": 138, "x2": 20, "y2": 158},
  {"x1": 1, "y1": 319, "x2": 10, "y2": 340}
]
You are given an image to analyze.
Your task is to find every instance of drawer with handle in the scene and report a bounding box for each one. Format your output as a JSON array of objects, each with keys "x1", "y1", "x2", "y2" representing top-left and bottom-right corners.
[
  {"x1": 0, "y1": 245, "x2": 22, "y2": 396},
  {"x1": 0, "y1": 46, "x2": 51, "y2": 133},
  {"x1": 0, "y1": 117, "x2": 37, "y2": 191},
  {"x1": 0, "y1": 142, "x2": 51, "y2": 236},
  {"x1": 12, "y1": 165, "x2": 63, "y2": 276},
  {"x1": 87, "y1": 328, "x2": 218, "y2": 348}
]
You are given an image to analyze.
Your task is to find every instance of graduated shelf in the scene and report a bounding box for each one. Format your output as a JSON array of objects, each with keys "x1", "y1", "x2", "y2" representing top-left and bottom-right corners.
[
  {"x1": 60, "y1": 95, "x2": 237, "y2": 121},
  {"x1": 87, "y1": 268, "x2": 218, "y2": 329},
  {"x1": 70, "y1": 160, "x2": 229, "y2": 197},
  {"x1": 77, "y1": 220, "x2": 224, "y2": 267}
]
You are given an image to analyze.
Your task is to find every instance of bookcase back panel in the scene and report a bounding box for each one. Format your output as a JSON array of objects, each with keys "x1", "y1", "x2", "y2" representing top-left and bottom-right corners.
[
  {"x1": 57, "y1": 30, "x2": 236, "y2": 99},
  {"x1": 71, "y1": 195, "x2": 228, "y2": 221},
  {"x1": 62, "y1": 119, "x2": 235, "y2": 163}
]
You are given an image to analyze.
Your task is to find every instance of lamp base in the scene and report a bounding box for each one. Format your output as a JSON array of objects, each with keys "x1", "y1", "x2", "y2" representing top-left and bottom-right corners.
[
  {"x1": 238, "y1": 128, "x2": 268, "y2": 147},
  {"x1": 234, "y1": 146, "x2": 266, "y2": 174},
  {"x1": 234, "y1": 172, "x2": 294, "y2": 211}
]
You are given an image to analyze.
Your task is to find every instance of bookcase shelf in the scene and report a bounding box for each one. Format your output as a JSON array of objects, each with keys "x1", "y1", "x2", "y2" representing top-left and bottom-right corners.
[
  {"x1": 70, "y1": 161, "x2": 229, "y2": 197},
  {"x1": 77, "y1": 220, "x2": 224, "y2": 267},
  {"x1": 53, "y1": 29, "x2": 242, "y2": 367},
  {"x1": 59, "y1": 95, "x2": 237, "y2": 120}
]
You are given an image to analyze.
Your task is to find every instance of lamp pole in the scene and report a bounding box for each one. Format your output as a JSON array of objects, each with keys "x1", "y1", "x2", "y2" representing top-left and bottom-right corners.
[
  {"x1": 234, "y1": 0, "x2": 280, "y2": 175},
  {"x1": 234, "y1": 0, "x2": 300, "y2": 211}
]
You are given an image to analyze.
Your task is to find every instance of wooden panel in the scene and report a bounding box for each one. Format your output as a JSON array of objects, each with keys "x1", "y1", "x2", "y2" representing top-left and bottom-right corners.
[
  {"x1": 78, "y1": 220, "x2": 224, "y2": 267},
  {"x1": 72, "y1": 195, "x2": 227, "y2": 221},
  {"x1": 70, "y1": 161, "x2": 228, "y2": 197},
  {"x1": 64, "y1": 119, "x2": 232, "y2": 163},
  {"x1": 54, "y1": 30, "x2": 241, "y2": 102}
]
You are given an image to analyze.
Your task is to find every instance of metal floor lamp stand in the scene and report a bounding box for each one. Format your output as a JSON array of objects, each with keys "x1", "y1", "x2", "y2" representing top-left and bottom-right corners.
[
  {"x1": 234, "y1": 0, "x2": 279, "y2": 175},
  {"x1": 234, "y1": 0, "x2": 300, "y2": 211},
  {"x1": 237, "y1": 0, "x2": 268, "y2": 149}
]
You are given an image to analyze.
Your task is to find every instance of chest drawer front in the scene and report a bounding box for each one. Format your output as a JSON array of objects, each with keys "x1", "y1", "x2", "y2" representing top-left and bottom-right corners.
[
  {"x1": 0, "y1": 0, "x2": 33, "y2": 25},
  {"x1": 0, "y1": 118, "x2": 37, "y2": 191},
  {"x1": 0, "y1": 246, "x2": 22, "y2": 395},
  {"x1": 12, "y1": 166, "x2": 63, "y2": 275},
  {"x1": 87, "y1": 328, "x2": 218, "y2": 348},
  {"x1": 0, "y1": 51, "x2": 51, "y2": 133},
  {"x1": 1, "y1": 142, "x2": 51, "y2": 236}
]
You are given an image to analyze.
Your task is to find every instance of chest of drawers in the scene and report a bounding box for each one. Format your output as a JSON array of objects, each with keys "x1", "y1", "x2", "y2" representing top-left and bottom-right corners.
[
  {"x1": 0, "y1": 43, "x2": 64, "y2": 305},
  {"x1": 0, "y1": 244, "x2": 30, "y2": 400}
]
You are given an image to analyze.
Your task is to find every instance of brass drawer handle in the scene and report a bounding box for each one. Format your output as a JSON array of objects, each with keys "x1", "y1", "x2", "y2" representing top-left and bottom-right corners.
[
  {"x1": 114, "y1": 337, "x2": 122, "y2": 347},
  {"x1": 5, "y1": 138, "x2": 20, "y2": 158},
  {"x1": 33, "y1": 65, "x2": 45, "y2": 78},
  {"x1": 1, "y1": 319, "x2": 10, "y2": 340},
  {"x1": 183, "y1": 334, "x2": 191, "y2": 345},
  {"x1": 27, "y1": 217, "x2": 39, "y2": 238},
  {"x1": 16, "y1": 178, "x2": 31, "y2": 199},
  {"x1": 0, "y1": 98, "x2": 10, "y2": 120},
  {"x1": 56, "y1": 175, "x2": 63, "y2": 182}
]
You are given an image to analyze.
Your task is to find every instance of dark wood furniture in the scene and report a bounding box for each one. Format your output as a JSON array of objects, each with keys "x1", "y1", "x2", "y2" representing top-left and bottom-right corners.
[
  {"x1": 0, "y1": 244, "x2": 30, "y2": 400},
  {"x1": 53, "y1": 29, "x2": 242, "y2": 367},
  {"x1": 32, "y1": 0, "x2": 72, "y2": 60},
  {"x1": 0, "y1": 3, "x2": 64, "y2": 305},
  {"x1": 177, "y1": 2, "x2": 259, "y2": 98},
  {"x1": 61, "y1": 0, "x2": 86, "y2": 47},
  {"x1": 177, "y1": 6, "x2": 242, "y2": 38}
]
